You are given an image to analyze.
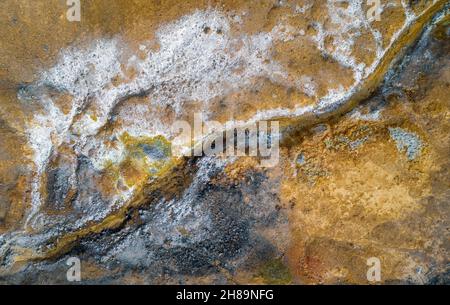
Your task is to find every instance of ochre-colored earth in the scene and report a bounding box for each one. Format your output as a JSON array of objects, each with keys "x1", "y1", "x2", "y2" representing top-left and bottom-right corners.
[{"x1": 0, "y1": 0, "x2": 448, "y2": 284}]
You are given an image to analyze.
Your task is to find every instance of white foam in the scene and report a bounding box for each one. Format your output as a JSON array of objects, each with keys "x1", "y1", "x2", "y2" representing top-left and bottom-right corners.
[
  {"x1": 19, "y1": 9, "x2": 291, "y2": 229},
  {"x1": 17, "y1": 3, "x2": 437, "y2": 232},
  {"x1": 350, "y1": 108, "x2": 382, "y2": 121}
]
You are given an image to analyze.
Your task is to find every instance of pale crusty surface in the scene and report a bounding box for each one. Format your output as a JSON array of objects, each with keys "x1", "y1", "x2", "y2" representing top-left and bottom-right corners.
[{"x1": 0, "y1": 1, "x2": 448, "y2": 284}]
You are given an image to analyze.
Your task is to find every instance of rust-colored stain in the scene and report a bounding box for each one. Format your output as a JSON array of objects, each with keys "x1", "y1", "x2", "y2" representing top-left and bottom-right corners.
[{"x1": 0, "y1": 0, "x2": 448, "y2": 284}]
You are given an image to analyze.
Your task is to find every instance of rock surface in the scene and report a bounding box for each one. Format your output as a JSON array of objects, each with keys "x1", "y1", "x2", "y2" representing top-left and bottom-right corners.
[{"x1": 0, "y1": 0, "x2": 448, "y2": 284}]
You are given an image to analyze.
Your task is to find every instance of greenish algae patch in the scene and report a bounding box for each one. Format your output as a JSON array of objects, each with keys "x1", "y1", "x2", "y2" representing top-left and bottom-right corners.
[
  {"x1": 101, "y1": 132, "x2": 175, "y2": 188},
  {"x1": 257, "y1": 258, "x2": 293, "y2": 285}
]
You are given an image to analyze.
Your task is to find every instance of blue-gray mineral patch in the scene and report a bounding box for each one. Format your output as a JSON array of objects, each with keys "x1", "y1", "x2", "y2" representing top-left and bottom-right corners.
[{"x1": 389, "y1": 127, "x2": 423, "y2": 161}]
